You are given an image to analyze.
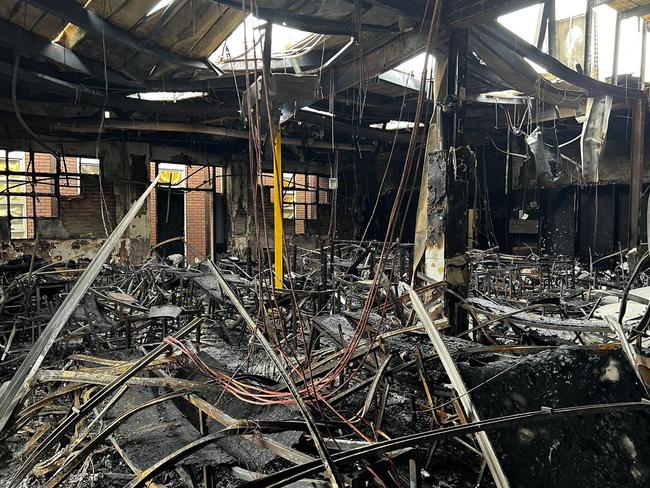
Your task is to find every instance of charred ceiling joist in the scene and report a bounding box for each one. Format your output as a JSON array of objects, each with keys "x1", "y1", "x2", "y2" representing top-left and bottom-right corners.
[
  {"x1": 207, "y1": 0, "x2": 402, "y2": 35},
  {"x1": 0, "y1": 17, "x2": 141, "y2": 88},
  {"x1": 476, "y1": 22, "x2": 645, "y2": 100},
  {"x1": 23, "y1": 0, "x2": 218, "y2": 73}
]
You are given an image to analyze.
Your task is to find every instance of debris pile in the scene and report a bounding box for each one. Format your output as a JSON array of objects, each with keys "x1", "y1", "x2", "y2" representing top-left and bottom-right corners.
[{"x1": 1, "y1": 247, "x2": 650, "y2": 487}]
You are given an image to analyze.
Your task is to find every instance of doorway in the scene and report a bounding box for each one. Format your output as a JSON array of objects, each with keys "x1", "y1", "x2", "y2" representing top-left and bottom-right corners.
[{"x1": 156, "y1": 187, "x2": 185, "y2": 257}]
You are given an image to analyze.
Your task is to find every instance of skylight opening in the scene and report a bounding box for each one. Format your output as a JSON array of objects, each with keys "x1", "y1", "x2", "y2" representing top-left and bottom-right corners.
[
  {"x1": 147, "y1": 0, "x2": 174, "y2": 17},
  {"x1": 209, "y1": 14, "x2": 322, "y2": 66},
  {"x1": 378, "y1": 53, "x2": 436, "y2": 94},
  {"x1": 127, "y1": 91, "x2": 206, "y2": 102},
  {"x1": 369, "y1": 121, "x2": 425, "y2": 131},
  {"x1": 52, "y1": 0, "x2": 93, "y2": 43},
  {"x1": 393, "y1": 52, "x2": 435, "y2": 78}
]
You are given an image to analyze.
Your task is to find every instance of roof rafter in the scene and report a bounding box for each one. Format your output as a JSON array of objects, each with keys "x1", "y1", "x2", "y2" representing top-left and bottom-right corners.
[
  {"x1": 24, "y1": 0, "x2": 218, "y2": 72},
  {"x1": 206, "y1": 0, "x2": 401, "y2": 35},
  {"x1": 0, "y1": 17, "x2": 141, "y2": 88}
]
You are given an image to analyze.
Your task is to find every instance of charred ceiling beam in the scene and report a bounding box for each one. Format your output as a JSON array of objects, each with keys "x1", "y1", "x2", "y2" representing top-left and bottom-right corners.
[
  {"x1": 0, "y1": 61, "x2": 237, "y2": 118},
  {"x1": 51, "y1": 119, "x2": 376, "y2": 151},
  {"x1": 320, "y1": 30, "x2": 431, "y2": 99},
  {"x1": 143, "y1": 76, "x2": 242, "y2": 92},
  {"x1": 23, "y1": 0, "x2": 217, "y2": 73},
  {"x1": 295, "y1": 109, "x2": 417, "y2": 143},
  {"x1": 207, "y1": 0, "x2": 401, "y2": 35},
  {"x1": 370, "y1": 0, "x2": 429, "y2": 18},
  {"x1": 477, "y1": 22, "x2": 645, "y2": 99},
  {"x1": 443, "y1": 0, "x2": 539, "y2": 27},
  {"x1": 620, "y1": 4, "x2": 650, "y2": 19},
  {"x1": 0, "y1": 17, "x2": 141, "y2": 89},
  {"x1": 470, "y1": 32, "x2": 586, "y2": 108}
]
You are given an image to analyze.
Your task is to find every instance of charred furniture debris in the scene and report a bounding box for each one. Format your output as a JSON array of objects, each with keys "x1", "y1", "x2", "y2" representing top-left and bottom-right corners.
[{"x1": 3, "y1": 0, "x2": 650, "y2": 487}]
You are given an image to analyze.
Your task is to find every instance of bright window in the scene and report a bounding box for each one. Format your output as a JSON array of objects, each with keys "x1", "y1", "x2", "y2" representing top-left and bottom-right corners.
[
  {"x1": 0, "y1": 151, "x2": 27, "y2": 238},
  {"x1": 79, "y1": 157, "x2": 100, "y2": 175},
  {"x1": 261, "y1": 171, "x2": 329, "y2": 234},
  {"x1": 158, "y1": 163, "x2": 185, "y2": 187},
  {"x1": 497, "y1": 1, "x2": 650, "y2": 82}
]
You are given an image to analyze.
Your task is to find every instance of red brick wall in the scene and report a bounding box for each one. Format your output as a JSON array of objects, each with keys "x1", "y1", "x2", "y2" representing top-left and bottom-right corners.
[
  {"x1": 24, "y1": 153, "x2": 86, "y2": 239},
  {"x1": 16, "y1": 155, "x2": 217, "y2": 254},
  {"x1": 149, "y1": 163, "x2": 157, "y2": 246},
  {"x1": 185, "y1": 165, "x2": 212, "y2": 262},
  {"x1": 58, "y1": 175, "x2": 116, "y2": 237},
  {"x1": 149, "y1": 163, "x2": 217, "y2": 262},
  {"x1": 26, "y1": 153, "x2": 55, "y2": 238}
]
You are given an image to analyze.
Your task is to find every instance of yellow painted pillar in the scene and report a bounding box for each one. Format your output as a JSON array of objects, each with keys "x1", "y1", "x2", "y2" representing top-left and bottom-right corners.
[{"x1": 273, "y1": 129, "x2": 283, "y2": 289}]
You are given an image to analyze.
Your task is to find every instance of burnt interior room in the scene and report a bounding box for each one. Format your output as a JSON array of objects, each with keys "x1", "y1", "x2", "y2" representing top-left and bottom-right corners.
[{"x1": 4, "y1": 0, "x2": 650, "y2": 487}]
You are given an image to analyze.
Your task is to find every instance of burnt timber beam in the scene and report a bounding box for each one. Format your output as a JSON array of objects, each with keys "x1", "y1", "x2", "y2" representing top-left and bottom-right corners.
[
  {"x1": 23, "y1": 0, "x2": 216, "y2": 72},
  {"x1": 408, "y1": 287, "x2": 510, "y2": 487},
  {"x1": 444, "y1": 28, "x2": 469, "y2": 148},
  {"x1": 320, "y1": 30, "x2": 430, "y2": 99},
  {"x1": 0, "y1": 17, "x2": 141, "y2": 88},
  {"x1": 443, "y1": 0, "x2": 539, "y2": 27},
  {"x1": 476, "y1": 23, "x2": 645, "y2": 99},
  {"x1": 51, "y1": 120, "x2": 376, "y2": 151},
  {"x1": 207, "y1": 0, "x2": 400, "y2": 35},
  {"x1": 0, "y1": 61, "x2": 238, "y2": 118},
  {"x1": 620, "y1": 4, "x2": 650, "y2": 19}
]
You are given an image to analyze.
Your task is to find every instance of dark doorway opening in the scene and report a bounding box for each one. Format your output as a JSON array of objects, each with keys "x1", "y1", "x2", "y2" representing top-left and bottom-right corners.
[
  {"x1": 156, "y1": 187, "x2": 184, "y2": 257},
  {"x1": 213, "y1": 193, "x2": 227, "y2": 254}
]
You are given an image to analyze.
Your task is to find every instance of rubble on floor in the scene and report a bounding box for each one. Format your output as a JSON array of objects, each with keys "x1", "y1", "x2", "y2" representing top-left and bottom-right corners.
[{"x1": 1, "y1": 245, "x2": 650, "y2": 487}]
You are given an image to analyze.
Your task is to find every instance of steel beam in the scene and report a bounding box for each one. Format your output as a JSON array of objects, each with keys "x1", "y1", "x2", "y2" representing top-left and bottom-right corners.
[
  {"x1": 620, "y1": 4, "x2": 650, "y2": 20},
  {"x1": 584, "y1": 0, "x2": 595, "y2": 76},
  {"x1": 628, "y1": 93, "x2": 647, "y2": 251},
  {"x1": 536, "y1": 0, "x2": 551, "y2": 50},
  {"x1": 51, "y1": 120, "x2": 374, "y2": 151},
  {"x1": 444, "y1": 0, "x2": 539, "y2": 27},
  {"x1": 24, "y1": 0, "x2": 215, "y2": 72},
  {"x1": 641, "y1": 22, "x2": 648, "y2": 89},
  {"x1": 613, "y1": 13, "x2": 621, "y2": 85},
  {"x1": 548, "y1": 0, "x2": 557, "y2": 58},
  {"x1": 273, "y1": 129, "x2": 284, "y2": 289},
  {"x1": 476, "y1": 23, "x2": 645, "y2": 99}
]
